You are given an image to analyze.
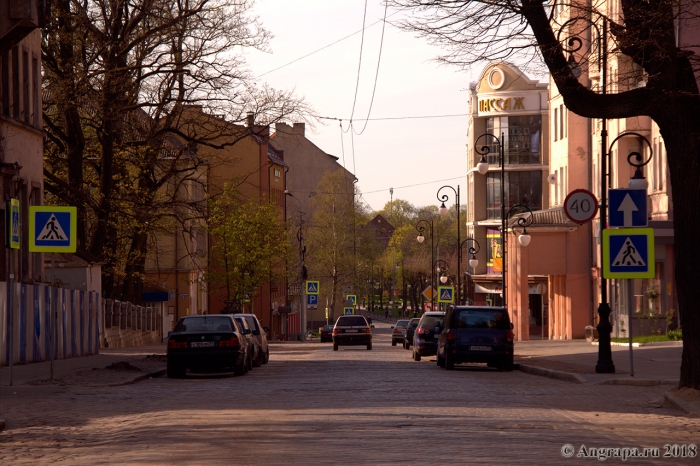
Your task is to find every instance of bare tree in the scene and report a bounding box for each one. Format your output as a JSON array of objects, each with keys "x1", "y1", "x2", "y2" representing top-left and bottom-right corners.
[
  {"x1": 43, "y1": 0, "x2": 310, "y2": 301},
  {"x1": 392, "y1": 0, "x2": 700, "y2": 389}
]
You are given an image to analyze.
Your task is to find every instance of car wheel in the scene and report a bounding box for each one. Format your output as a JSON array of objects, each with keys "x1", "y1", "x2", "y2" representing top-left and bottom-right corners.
[
  {"x1": 167, "y1": 362, "x2": 185, "y2": 379},
  {"x1": 498, "y1": 356, "x2": 514, "y2": 372},
  {"x1": 263, "y1": 348, "x2": 270, "y2": 364},
  {"x1": 445, "y1": 352, "x2": 455, "y2": 371},
  {"x1": 253, "y1": 350, "x2": 263, "y2": 367},
  {"x1": 391, "y1": 339, "x2": 397, "y2": 346},
  {"x1": 333, "y1": 343, "x2": 338, "y2": 351},
  {"x1": 413, "y1": 348, "x2": 421, "y2": 361},
  {"x1": 437, "y1": 351, "x2": 445, "y2": 368},
  {"x1": 233, "y1": 358, "x2": 246, "y2": 376},
  {"x1": 367, "y1": 343, "x2": 372, "y2": 350},
  {"x1": 247, "y1": 353, "x2": 254, "y2": 372}
]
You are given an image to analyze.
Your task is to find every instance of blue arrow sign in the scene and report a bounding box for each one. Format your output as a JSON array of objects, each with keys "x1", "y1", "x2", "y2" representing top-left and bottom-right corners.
[
  {"x1": 307, "y1": 294, "x2": 318, "y2": 306},
  {"x1": 609, "y1": 189, "x2": 647, "y2": 227}
]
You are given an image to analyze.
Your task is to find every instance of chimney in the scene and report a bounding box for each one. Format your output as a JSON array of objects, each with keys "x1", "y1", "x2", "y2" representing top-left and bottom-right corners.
[
  {"x1": 293, "y1": 122, "x2": 305, "y2": 136},
  {"x1": 246, "y1": 112, "x2": 255, "y2": 128}
]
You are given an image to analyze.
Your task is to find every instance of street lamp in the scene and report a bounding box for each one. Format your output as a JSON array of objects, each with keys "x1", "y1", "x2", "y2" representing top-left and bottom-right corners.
[
  {"x1": 459, "y1": 237, "x2": 481, "y2": 303},
  {"x1": 437, "y1": 185, "x2": 461, "y2": 304},
  {"x1": 435, "y1": 259, "x2": 449, "y2": 284},
  {"x1": 415, "y1": 219, "x2": 435, "y2": 309}
]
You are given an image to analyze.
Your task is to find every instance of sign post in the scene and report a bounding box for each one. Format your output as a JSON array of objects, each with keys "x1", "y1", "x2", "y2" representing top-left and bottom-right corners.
[{"x1": 5, "y1": 199, "x2": 20, "y2": 385}]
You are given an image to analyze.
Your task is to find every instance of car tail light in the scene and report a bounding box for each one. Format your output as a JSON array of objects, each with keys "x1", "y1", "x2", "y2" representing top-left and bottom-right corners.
[
  {"x1": 333, "y1": 329, "x2": 340, "y2": 335},
  {"x1": 417, "y1": 328, "x2": 429, "y2": 335},
  {"x1": 446, "y1": 330, "x2": 455, "y2": 341},
  {"x1": 167, "y1": 339, "x2": 187, "y2": 349},
  {"x1": 506, "y1": 331, "x2": 514, "y2": 342},
  {"x1": 219, "y1": 336, "x2": 240, "y2": 347},
  {"x1": 393, "y1": 328, "x2": 401, "y2": 333},
  {"x1": 363, "y1": 328, "x2": 371, "y2": 333}
]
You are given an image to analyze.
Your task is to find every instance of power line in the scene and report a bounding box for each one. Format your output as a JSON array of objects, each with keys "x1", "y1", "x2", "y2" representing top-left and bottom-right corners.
[
  {"x1": 317, "y1": 113, "x2": 470, "y2": 122},
  {"x1": 353, "y1": 2, "x2": 389, "y2": 136},
  {"x1": 255, "y1": 9, "x2": 401, "y2": 80},
  {"x1": 349, "y1": 0, "x2": 369, "y2": 124},
  {"x1": 362, "y1": 175, "x2": 466, "y2": 194}
]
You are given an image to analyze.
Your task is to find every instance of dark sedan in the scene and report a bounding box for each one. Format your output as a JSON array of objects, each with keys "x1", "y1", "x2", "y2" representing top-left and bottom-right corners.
[
  {"x1": 167, "y1": 315, "x2": 248, "y2": 378},
  {"x1": 402, "y1": 318, "x2": 420, "y2": 350},
  {"x1": 412, "y1": 312, "x2": 445, "y2": 361},
  {"x1": 320, "y1": 325, "x2": 334, "y2": 342}
]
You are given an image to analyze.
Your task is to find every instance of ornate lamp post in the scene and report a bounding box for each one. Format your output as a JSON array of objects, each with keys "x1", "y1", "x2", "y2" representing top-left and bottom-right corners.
[
  {"x1": 416, "y1": 219, "x2": 435, "y2": 309},
  {"x1": 285, "y1": 190, "x2": 306, "y2": 341},
  {"x1": 459, "y1": 237, "x2": 481, "y2": 304},
  {"x1": 437, "y1": 185, "x2": 461, "y2": 304}
]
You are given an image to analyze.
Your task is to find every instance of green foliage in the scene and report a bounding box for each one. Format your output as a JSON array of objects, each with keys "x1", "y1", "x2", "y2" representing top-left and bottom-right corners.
[
  {"x1": 204, "y1": 183, "x2": 290, "y2": 302},
  {"x1": 667, "y1": 329, "x2": 683, "y2": 341}
]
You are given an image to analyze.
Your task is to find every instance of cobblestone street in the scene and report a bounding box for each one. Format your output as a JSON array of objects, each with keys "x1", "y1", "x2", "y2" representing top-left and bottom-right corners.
[{"x1": 1, "y1": 325, "x2": 699, "y2": 465}]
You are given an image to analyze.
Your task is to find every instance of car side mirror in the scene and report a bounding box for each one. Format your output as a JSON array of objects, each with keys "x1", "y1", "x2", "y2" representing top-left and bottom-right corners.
[
  {"x1": 371, "y1": 325, "x2": 375, "y2": 329},
  {"x1": 263, "y1": 326, "x2": 270, "y2": 332},
  {"x1": 167, "y1": 331, "x2": 173, "y2": 338}
]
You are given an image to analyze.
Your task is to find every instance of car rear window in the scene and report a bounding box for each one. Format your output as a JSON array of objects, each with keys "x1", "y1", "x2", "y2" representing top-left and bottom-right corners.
[
  {"x1": 420, "y1": 315, "x2": 444, "y2": 328},
  {"x1": 455, "y1": 309, "x2": 510, "y2": 329},
  {"x1": 244, "y1": 316, "x2": 259, "y2": 331},
  {"x1": 408, "y1": 319, "x2": 420, "y2": 328},
  {"x1": 395, "y1": 320, "x2": 408, "y2": 328},
  {"x1": 336, "y1": 316, "x2": 367, "y2": 326},
  {"x1": 323, "y1": 326, "x2": 333, "y2": 331},
  {"x1": 175, "y1": 316, "x2": 233, "y2": 332}
]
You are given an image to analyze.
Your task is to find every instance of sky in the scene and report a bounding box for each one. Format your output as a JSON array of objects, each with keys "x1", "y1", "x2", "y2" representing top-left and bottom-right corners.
[{"x1": 245, "y1": 0, "x2": 474, "y2": 212}]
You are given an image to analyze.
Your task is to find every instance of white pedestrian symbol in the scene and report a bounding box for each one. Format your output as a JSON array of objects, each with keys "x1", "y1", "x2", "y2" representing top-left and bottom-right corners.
[
  {"x1": 441, "y1": 289, "x2": 452, "y2": 300},
  {"x1": 308, "y1": 283, "x2": 318, "y2": 292},
  {"x1": 612, "y1": 237, "x2": 646, "y2": 266},
  {"x1": 37, "y1": 214, "x2": 67, "y2": 241}
]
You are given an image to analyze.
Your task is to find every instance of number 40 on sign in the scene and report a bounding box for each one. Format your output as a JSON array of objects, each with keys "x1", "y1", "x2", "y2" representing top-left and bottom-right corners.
[{"x1": 564, "y1": 189, "x2": 599, "y2": 225}]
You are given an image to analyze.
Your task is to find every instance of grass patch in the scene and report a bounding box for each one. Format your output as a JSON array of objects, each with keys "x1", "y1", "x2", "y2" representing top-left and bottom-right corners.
[{"x1": 611, "y1": 334, "x2": 681, "y2": 343}]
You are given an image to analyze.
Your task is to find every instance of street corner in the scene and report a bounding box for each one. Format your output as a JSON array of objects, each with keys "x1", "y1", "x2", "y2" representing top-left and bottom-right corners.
[
  {"x1": 27, "y1": 356, "x2": 166, "y2": 388},
  {"x1": 663, "y1": 388, "x2": 700, "y2": 417}
]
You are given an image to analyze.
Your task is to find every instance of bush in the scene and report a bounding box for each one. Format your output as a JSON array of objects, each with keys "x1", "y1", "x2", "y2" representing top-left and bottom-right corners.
[{"x1": 667, "y1": 329, "x2": 683, "y2": 341}]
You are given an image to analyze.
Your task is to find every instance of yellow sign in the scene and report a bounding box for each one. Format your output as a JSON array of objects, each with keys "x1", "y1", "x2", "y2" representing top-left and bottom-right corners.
[
  {"x1": 305, "y1": 280, "x2": 320, "y2": 294},
  {"x1": 437, "y1": 286, "x2": 455, "y2": 303},
  {"x1": 493, "y1": 257, "x2": 502, "y2": 273},
  {"x1": 479, "y1": 97, "x2": 525, "y2": 112}
]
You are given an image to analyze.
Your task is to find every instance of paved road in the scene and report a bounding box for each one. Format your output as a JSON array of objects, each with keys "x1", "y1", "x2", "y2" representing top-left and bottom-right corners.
[{"x1": 1, "y1": 322, "x2": 698, "y2": 465}]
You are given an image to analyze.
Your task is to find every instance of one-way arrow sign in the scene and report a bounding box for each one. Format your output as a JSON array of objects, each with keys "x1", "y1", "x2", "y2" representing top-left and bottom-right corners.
[{"x1": 609, "y1": 189, "x2": 647, "y2": 227}]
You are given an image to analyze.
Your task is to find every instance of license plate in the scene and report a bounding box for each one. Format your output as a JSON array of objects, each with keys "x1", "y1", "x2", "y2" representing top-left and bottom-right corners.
[
  {"x1": 471, "y1": 345, "x2": 492, "y2": 351},
  {"x1": 191, "y1": 341, "x2": 215, "y2": 348},
  {"x1": 345, "y1": 329, "x2": 358, "y2": 333},
  {"x1": 434, "y1": 334, "x2": 440, "y2": 339}
]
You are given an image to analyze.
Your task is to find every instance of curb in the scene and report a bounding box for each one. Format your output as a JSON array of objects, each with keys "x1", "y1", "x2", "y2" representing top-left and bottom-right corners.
[
  {"x1": 663, "y1": 391, "x2": 700, "y2": 417},
  {"x1": 107, "y1": 369, "x2": 166, "y2": 387},
  {"x1": 596, "y1": 378, "x2": 678, "y2": 386},
  {"x1": 518, "y1": 364, "x2": 588, "y2": 384},
  {"x1": 591, "y1": 341, "x2": 645, "y2": 347}
]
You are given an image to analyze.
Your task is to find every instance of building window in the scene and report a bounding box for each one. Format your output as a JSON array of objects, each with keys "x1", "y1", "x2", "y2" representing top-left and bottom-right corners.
[
  {"x1": 559, "y1": 104, "x2": 564, "y2": 140},
  {"x1": 485, "y1": 116, "x2": 542, "y2": 165},
  {"x1": 486, "y1": 171, "x2": 543, "y2": 219},
  {"x1": 22, "y1": 48, "x2": 29, "y2": 124},
  {"x1": 553, "y1": 108, "x2": 558, "y2": 142},
  {"x1": 274, "y1": 168, "x2": 281, "y2": 178}
]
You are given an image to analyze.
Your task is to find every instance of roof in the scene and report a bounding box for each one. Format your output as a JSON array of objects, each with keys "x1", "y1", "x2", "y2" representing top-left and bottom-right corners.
[{"x1": 508, "y1": 206, "x2": 579, "y2": 229}]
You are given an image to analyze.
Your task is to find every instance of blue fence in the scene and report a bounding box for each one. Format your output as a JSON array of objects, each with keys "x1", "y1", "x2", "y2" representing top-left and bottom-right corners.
[{"x1": 0, "y1": 283, "x2": 100, "y2": 366}]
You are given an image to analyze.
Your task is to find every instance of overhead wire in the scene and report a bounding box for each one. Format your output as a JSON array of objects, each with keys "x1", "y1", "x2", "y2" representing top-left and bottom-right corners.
[{"x1": 348, "y1": 0, "x2": 370, "y2": 128}]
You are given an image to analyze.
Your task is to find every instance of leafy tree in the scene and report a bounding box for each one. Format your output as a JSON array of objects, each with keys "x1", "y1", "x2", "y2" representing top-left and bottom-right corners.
[
  {"x1": 392, "y1": 0, "x2": 700, "y2": 388},
  {"x1": 305, "y1": 170, "x2": 364, "y2": 321},
  {"x1": 379, "y1": 199, "x2": 417, "y2": 228},
  {"x1": 205, "y1": 183, "x2": 290, "y2": 303},
  {"x1": 42, "y1": 0, "x2": 308, "y2": 302}
]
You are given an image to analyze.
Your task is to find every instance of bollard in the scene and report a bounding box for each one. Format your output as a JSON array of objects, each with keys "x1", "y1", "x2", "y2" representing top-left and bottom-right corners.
[
  {"x1": 120, "y1": 302, "x2": 128, "y2": 330},
  {"x1": 105, "y1": 299, "x2": 113, "y2": 329}
]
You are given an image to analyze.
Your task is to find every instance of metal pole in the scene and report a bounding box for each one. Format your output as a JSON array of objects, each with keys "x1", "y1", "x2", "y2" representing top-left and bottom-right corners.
[
  {"x1": 50, "y1": 253, "x2": 55, "y2": 380},
  {"x1": 596, "y1": 19, "x2": 615, "y2": 373},
  {"x1": 430, "y1": 223, "x2": 435, "y2": 310},
  {"x1": 627, "y1": 279, "x2": 634, "y2": 377},
  {"x1": 8, "y1": 245, "x2": 13, "y2": 386},
  {"x1": 501, "y1": 132, "x2": 507, "y2": 309},
  {"x1": 456, "y1": 186, "x2": 461, "y2": 304}
]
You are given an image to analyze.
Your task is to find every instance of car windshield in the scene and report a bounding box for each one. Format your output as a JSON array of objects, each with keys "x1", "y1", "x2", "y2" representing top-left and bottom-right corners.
[
  {"x1": 175, "y1": 316, "x2": 233, "y2": 332},
  {"x1": 408, "y1": 319, "x2": 420, "y2": 328},
  {"x1": 455, "y1": 309, "x2": 510, "y2": 329},
  {"x1": 336, "y1": 316, "x2": 367, "y2": 326},
  {"x1": 420, "y1": 315, "x2": 444, "y2": 328},
  {"x1": 395, "y1": 320, "x2": 408, "y2": 328}
]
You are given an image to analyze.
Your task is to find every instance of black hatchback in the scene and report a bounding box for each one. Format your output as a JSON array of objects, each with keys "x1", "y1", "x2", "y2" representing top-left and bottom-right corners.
[
  {"x1": 436, "y1": 306, "x2": 514, "y2": 371},
  {"x1": 412, "y1": 312, "x2": 445, "y2": 361}
]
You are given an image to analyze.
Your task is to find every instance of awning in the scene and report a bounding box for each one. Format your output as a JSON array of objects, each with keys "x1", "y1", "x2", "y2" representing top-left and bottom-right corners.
[{"x1": 474, "y1": 283, "x2": 502, "y2": 294}]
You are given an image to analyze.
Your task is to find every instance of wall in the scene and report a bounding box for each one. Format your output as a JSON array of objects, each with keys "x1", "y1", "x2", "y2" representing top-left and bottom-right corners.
[{"x1": 101, "y1": 299, "x2": 163, "y2": 348}]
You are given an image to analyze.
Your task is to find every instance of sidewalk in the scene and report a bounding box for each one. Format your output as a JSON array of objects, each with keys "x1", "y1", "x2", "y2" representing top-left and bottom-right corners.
[{"x1": 514, "y1": 339, "x2": 699, "y2": 416}]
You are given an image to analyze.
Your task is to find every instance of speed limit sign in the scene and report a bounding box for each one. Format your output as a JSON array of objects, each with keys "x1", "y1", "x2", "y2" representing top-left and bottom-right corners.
[{"x1": 564, "y1": 189, "x2": 599, "y2": 224}]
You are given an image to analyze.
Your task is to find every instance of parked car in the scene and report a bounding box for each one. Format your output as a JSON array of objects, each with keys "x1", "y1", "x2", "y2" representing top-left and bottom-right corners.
[
  {"x1": 234, "y1": 313, "x2": 270, "y2": 366},
  {"x1": 320, "y1": 325, "x2": 334, "y2": 343},
  {"x1": 167, "y1": 315, "x2": 248, "y2": 378},
  {"x1": 333, "y1": 315, "x2": 373, "y2": 351},
  {"x1": 233, "y1": 316, "x2": 257, "y2": 373},
  {"x1": 436, "y1": 306, "x2": 514, "y2": 371},
  {"x1": 402, "y1": 318, "x2": 420, "y2": 350},
  {"x1": 391, "y1": 320, "x2": 409, "y2": 346},
  {"x1": 412, "y1": 312, "x2": 445, "y2": 361}
]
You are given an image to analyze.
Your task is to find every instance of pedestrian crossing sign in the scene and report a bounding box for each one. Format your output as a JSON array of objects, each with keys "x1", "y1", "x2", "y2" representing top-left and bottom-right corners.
[
  {"x1": 603, "y1": 228, "x2": 654, "y2": 278},
  {"x1": 306, "y1": 280, "x2": 320, "y2": 294},
  {"x1": 29, "y1": 206, "x2": 77, "y2": 253},
  {"x1": 344, "y1": 307, "x2": 354, "y2": 315},
  {"x1": 437, "y1": 286, "x2": 454, "y2": 303},
  {"x1": 7, "y1": 199, "x2": 20, "y2": 249},
  {"x1": 346, "y1": 294, "x2": 356, "y2": 304}
]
